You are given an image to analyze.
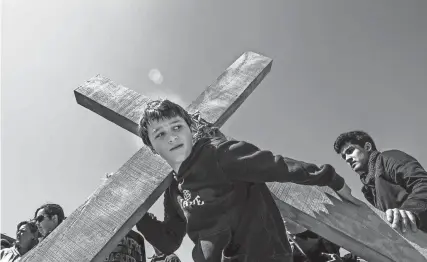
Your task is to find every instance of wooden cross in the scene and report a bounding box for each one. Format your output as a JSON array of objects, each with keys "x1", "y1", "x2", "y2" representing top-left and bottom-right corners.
[{"x1": 22, "y1": 52, "x2": 427, "y2": 262}]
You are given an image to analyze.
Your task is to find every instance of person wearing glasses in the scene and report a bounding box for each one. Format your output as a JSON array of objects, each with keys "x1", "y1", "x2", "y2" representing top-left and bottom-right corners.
[
  {"x1": 33, "y1": 201, "x2": 148, "y2": 261},
  {"x1": 33, "y1": 203, "x2": 65, "y2": 240}
]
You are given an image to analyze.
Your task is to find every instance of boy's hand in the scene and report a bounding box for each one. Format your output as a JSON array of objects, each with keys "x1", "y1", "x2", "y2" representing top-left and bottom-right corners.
[
  {"x1": 164, "y1": 254, "x2": 181, "y2": 262},
  {"x1": 386, "y1": 208, "x2": 418, "y2": 234},
  {"x1": 336, "y1": 183, "x2": 362, "y2": 206}
]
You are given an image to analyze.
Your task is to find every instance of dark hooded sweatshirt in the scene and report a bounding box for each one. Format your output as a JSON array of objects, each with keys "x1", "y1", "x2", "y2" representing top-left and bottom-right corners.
[
  {"x1": 137, "y1": 137, "x2": 345, "y2": 262},
  {"x1": 359, "y1": 150, "x2": 427, "y2": 232}
]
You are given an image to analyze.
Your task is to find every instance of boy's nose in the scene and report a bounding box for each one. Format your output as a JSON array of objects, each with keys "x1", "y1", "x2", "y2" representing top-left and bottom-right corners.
[{"x1": 168, "y1": 135, "x2": 178, "y2": 143}]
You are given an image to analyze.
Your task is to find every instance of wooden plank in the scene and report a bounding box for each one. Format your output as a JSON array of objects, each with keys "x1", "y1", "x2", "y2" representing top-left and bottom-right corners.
[
  {"x1": 185, "y1": 51, "x2": 272, "y2": 126},
  {"x1": 21, "y1": 52, "x2": 273, "y2": 262},
  {"x1": 74, "y1": 51, "x2": 272, "y2": 137},
  {"x1": 269, "y1": 183, "x2": 427, "y2": 262}
]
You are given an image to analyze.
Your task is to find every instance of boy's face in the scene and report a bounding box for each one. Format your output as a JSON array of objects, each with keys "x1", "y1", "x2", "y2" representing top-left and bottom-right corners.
[
  {"x1": 340, "y1": 142, "x2": 371, "y2": 172},
  {"x1": 147, "y1": 116, "x2": 193, "y2": 170}
]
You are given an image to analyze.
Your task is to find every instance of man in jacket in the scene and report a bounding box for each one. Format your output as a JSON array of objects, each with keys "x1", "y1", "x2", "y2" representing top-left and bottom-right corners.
[{"x1": 333, "y1": 130, "x2": 427, "y2": 233}]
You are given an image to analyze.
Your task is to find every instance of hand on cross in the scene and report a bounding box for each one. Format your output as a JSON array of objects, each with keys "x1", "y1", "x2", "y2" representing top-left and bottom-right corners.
[
  {"x1": 386, "y1": 208, "x2": 418, "y2": 234},
  {"x1": 164, "y1": 253, "x2": 181, "y2": 262}
]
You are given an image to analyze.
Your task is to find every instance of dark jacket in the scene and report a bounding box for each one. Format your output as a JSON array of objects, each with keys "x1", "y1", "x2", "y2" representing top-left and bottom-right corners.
[
  {"x1": 362, "y1": 150, "x2": 427, "y2": 232},
  {"x1": 137, "y1": 137, "x2": 345, "y2": 262}
]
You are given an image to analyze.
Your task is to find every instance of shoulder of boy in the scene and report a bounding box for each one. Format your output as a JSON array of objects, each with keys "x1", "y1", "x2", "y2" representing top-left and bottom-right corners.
[
  {"x1": 381, "y1": 149, "x2": 417, "y2": 165},
  {"x1": 381, "y1": 149, "x2": 426, "y2": 179}
]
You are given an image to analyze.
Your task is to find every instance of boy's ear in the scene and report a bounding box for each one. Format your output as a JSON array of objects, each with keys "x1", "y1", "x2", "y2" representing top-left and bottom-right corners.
[{"x1": 364, "y1": 142, "x2": 372, "y2": 152}]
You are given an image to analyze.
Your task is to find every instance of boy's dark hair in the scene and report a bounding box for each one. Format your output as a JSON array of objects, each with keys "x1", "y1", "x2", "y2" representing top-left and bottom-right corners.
[
  {"x1": 34, "y1": 203, "x2": 65, "y2": 225},
  {"x1": 139, "y1": 99, "x2": 193, "y2": 151},
  {"x1": 333, "y1": 130, "x2": 377, "y2": 154},
  {"x1": 16, "y1": 221, "x2": 38, "y2": 235}
]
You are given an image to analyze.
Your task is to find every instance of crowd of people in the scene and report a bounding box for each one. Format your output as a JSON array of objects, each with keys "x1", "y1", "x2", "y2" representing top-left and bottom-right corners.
[
  {"x1": 2, "y1": 98, "x2": 427, "y2": 262},
  {"x1": 0, "y1": 203, "x2": 181, "y2": 262}
]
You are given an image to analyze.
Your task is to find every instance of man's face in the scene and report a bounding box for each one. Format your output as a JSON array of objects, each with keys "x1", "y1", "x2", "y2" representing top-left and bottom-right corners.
[
  {"x1": 147, "y1": 116, "x2": 193, "y2": 170},
  {"x1": 35, "y1": 209, "x2": 58, "y2": 237},
  {"x1": 340, "y1": 142, "x2": 370, "y2": 172},
  {"x1": 15, "y1": 224, "x2": 35, "y2": 248}
]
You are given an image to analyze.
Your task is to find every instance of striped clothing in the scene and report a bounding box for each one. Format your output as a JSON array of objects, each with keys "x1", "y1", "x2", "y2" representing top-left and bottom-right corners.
[{"x1": 0, "y1": 246, "x2": 21, "y2": 262}]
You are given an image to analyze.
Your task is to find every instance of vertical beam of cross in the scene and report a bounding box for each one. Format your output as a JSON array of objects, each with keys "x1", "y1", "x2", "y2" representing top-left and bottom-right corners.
[{"x1": 21, "y1": 52, "x2": 273, "y2": 262}]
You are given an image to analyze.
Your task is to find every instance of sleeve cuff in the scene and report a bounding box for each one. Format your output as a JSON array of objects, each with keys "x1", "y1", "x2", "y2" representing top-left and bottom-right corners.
[
  {"x1": 136, "y1": 212, "x2": 157, "y2": 233},
  {"x1": 328, "y1": 172, "x2": 345, "y2": 191}
]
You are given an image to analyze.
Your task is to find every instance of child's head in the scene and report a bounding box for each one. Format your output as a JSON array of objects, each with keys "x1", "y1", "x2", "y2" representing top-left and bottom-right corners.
[{"x1": 139, "y1": 99, "x2": 194, "y2": 170}]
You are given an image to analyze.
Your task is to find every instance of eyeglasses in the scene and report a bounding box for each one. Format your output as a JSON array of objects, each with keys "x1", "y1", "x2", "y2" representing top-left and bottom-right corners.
[{"x1": 35, "y1": 215, "x2": 47, "y2": 223}]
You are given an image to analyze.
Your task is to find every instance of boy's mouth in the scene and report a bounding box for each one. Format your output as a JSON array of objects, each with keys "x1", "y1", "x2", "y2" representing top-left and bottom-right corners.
[{"x1": 170, "y1": 144, "x2": 184, "y2": 151}]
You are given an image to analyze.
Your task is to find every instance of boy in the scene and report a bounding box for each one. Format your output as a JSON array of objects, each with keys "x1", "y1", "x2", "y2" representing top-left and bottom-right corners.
[
  {"x1": 334, "y1": 130, "x2": 427, "y2": 233},
  {"x1": 136, "y1": 99, "x2": 358, "y2": 262}
]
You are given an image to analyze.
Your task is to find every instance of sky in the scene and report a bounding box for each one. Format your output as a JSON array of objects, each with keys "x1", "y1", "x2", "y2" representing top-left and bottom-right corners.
[{"x1": 1, "y1": 0, "x2": 427, "y2": 261}]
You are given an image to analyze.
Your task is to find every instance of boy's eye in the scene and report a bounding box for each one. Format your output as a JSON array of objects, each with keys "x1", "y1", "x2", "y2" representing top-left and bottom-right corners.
[
  {"x1": 173, "y1": 125, "x2": 182, "y2": 131},
  {"x1": 155, "y1": 132, "x2": 165, "y2": 139},
  {"x1": 341, "y1": 147, "x2": 354, "y2": 159},
  {"x1": 346, "y1": 148, "x2": 354, "y2": 154}
]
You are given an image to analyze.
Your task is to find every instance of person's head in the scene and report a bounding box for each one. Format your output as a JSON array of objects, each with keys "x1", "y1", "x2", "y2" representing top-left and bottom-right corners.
[
  {"x1": 1, "y1": 239, "x2": 12, "y2": 249},
  {"x1": 333, "y1": 131, "x2": 377, "y2": 173},
  {"x1": 139, "y1": 99, "x2": 194, "y2": 171},
  {"x1": 34, "y1": 203, "x2": 64, "y2": 237},
  {"x1": 15, "y1": 221, "x2": 39, "y2": 251}
]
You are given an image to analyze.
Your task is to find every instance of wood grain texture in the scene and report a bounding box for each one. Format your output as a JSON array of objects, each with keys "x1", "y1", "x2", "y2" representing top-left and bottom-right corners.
[
  {"x1": 74, "y1": 51, "x2": 272, "y2": 136},
  {"x1": 21, "y1": 51, "x2": 272, "y2": 262},
  {"x1": 22, "y1": 149, "x2": 173, "y2": 262},
  {"x1": 186, "y1": 51, "x2": 272, "y2": 127},
  {"x1": 268, "y1": 182, "x2": 427, "y2": 262}
]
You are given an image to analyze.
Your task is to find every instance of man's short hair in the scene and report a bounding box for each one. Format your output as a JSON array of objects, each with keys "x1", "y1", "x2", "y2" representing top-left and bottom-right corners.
[
  {"x1": 34, "y1": 203, "x2": 65, "y2": 225},
  {"x1": 16, "y1": 221, "x2": 38, "y2": 235},
  {"x1": 333, "y1": 130, "x2": 377, "y2": 154},
  {"x1": 138, "y1": 99, "x2": 193, "y2": 151}
]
